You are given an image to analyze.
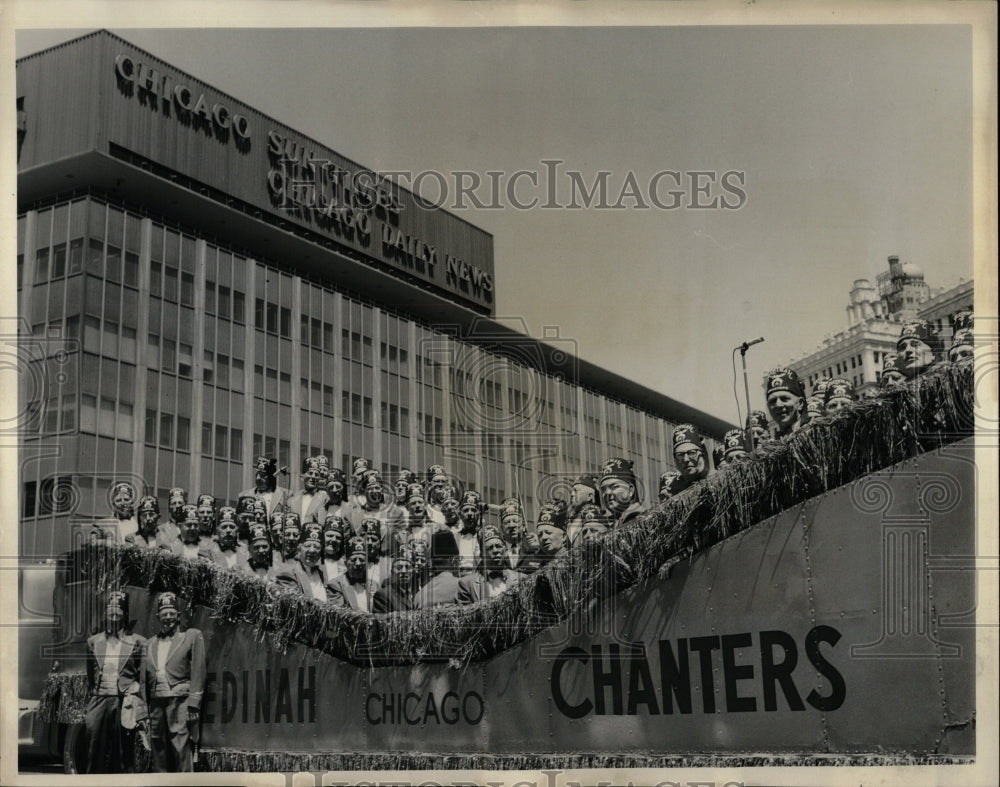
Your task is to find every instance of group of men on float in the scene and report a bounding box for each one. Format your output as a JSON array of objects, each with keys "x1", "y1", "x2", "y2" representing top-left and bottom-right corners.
[
  {"x1": 96, "y1": 312, "x2": 974, "y2": 612},
  {"x1": 83, "y1": 312, "x2": 973, "y2": 773}
]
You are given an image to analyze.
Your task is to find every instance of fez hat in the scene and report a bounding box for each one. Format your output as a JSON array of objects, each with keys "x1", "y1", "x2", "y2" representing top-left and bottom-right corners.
[
  {"x1": 746, "y1": 410, "x2": 769, "y2": 430},
  {"x1": 824, "y1": 377, "x2": 855, "y2": 406},
  {"x1": 764, "y1": 368, "x2": 805, "y2": 398},
  {"x1": 601, "y1": 457, "x2": 637, "y2": 486},
  {"x1": 659, "y1": 470, "x2": 680, "y2": 492},
  {"x1": 672, "y1": 424, "x2": 705, "y2": 452},
  {"x1": 346, "y1": 535, "x2": 368, "y2": 559},
  {"x1": 137, "y1": 495, "x2": 159, "y2": 516},
  {"x1": 578, "y1": 504, "x2": 606, "y2": 524},
  {"x1": 480, "y1": 525, "x2": 506, "y2": 546},
  {"x1": 460, "y1": 490, "x2": 484, "y2": 509},
  {"x1": 248, "y1": 524, "x2": 271, "y2": 546},
  {"x1": 898, "y1": 319, "x2": 943, "y2": 353},
  {"x1": 537, "y1": 501, "x2": 568, "y2": 531},
  {"x1": 301, "y1": 523, "x2": 323, "y2": 546},
  {"x1": 157, "y1": 592, "x2": 178, "y2": 613},
  {"x1": 723, "y1": 429, "x2": 746, "y2": 458}
]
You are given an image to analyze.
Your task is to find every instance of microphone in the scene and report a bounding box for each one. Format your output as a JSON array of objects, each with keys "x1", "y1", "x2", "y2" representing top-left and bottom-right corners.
[{"x1": 736, "y1": 337, "x2": 765, "y2": 352}]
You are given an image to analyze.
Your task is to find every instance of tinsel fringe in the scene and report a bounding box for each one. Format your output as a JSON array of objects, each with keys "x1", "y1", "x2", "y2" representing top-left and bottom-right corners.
[
  {"x1": 197, "y1": 748, "x2": 973, "y2": 772},
  {"x1": 54, "y1": 364, "x2": 974, "y2": 671},
  {"x1": 37, "y1": 671, "x2": 90, "y2": 723}
]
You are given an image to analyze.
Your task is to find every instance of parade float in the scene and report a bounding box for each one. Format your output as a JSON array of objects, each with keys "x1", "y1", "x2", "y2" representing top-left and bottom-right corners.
[{"x1": 33, "y1": 363, "x2": 978, "y2": 771}]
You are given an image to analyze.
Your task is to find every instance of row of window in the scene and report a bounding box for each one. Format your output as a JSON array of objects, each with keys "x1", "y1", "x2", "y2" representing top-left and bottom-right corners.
[{"x1": 31, "y1": 237, "x2": 140, "y2": 288}]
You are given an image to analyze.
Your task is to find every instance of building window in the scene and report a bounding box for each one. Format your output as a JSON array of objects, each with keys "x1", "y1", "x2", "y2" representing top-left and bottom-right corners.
[{"x1": 22, "y1": 481, "x2": 37, "y2": 519}]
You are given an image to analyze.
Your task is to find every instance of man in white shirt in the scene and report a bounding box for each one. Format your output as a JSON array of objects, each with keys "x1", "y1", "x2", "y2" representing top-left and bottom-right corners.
[
  {"x1": 455, "y1": 526, "x2": 526, "y2": 604},
  {"x1": 328, "y1": 536, "x2": 372, "y2": 611},
  {"x1": 166, "y1": 505, "x2": 205, "y2": 561},
  {"x1": 287, "y1": 457, "x2": 330, "y2": 524},
  {"x1": 238, "y1": 455, "x2": 290, "y2": 519},
  {"x1": 320, "y1": 514, "x2": 349, "y2": 583},
  {"x1": 84, "y1": 591, "x2": 144, "y2": 773},
  {"x1": 273, "y1": 523, "x2": 330, "y2": 601},
  {"x1": 453, "y1": 490, "x2": 484, "y2": 576}
]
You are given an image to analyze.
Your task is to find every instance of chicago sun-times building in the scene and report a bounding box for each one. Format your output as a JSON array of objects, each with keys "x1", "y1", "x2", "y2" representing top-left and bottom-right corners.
[{"x1": 16, "y1": 30, "x2": 728, "y2": 558}]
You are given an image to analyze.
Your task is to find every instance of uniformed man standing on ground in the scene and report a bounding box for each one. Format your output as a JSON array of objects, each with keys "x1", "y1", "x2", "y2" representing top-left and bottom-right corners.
[
  {"x1": 142, "y1": 592, "x2": 206, "y2": 773},
  {"x1": 84, "y1": 591, "x2": 145, "y2": 773}
]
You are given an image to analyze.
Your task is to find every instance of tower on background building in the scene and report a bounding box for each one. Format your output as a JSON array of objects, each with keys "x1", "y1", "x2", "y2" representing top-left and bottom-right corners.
[{"x1": 790, "y1": 255, "x2": 973, "y2": 399}]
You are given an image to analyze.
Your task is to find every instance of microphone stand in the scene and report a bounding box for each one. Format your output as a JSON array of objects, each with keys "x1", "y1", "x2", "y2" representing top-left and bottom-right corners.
[{"x1": 740, "y1": 343, "x2": 754, "y2": 452}]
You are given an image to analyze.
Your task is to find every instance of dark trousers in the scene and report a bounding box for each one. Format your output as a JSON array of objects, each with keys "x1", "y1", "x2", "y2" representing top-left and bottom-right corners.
[
  {"x1": 84, "y1": 694, "x2": 134, "y2": 773},
  {"x1": 148, "y1": 696, "x2": 193, "y2": 772}
]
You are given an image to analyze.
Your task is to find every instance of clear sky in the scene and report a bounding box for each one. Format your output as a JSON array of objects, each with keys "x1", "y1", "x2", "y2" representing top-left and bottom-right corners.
[{"x1": 13, "y1": 20, "x2": 976, "y2": 424}]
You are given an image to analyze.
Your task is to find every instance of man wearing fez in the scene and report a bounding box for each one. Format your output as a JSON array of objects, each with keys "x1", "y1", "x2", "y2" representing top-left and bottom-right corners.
[
  {"x1": 321, "y1": 514, "x2": 349, "y2": 583},
  {"x1": 440, "y1": 488, "x2": 461, "y2": 530},
  {"x1": 599, "y1": 457, "x2": 647, "y2": 528},
  {"x1": 328, "y1": 536, "x2": 372, "y2": 611},
  {"x1": 824, "y1": 378, "x2": 856, "y2": 416},
  {"x1": 880, "y1": 352, "x2": 907, "y2": 386},
  {"x1": 669, "y1": 424, "x2": 713, "y2": 494},
  {"x1": 391, "y1": 469, "x2": 418, "y2": 524},
  {"x1": 273, "y1": 523, "x2": 330, "y2": 602},
  {"x1": 274, "y1": 513, "x2": 303, "y2": 573},
  {"x1": 453, "y1": 490, "x2": 485, "y2": 576},
  {"x1": 578, "y1": 504, "x2": 611, "y2": 545},
  {"x1": 288, "y1": 457, "x2": 330, "y2": 524},
  {"x1": 764, "y1": 367, "x2": 809, "y2": 438},
  {"x1": 566, "y1": 474, "x2": 601, "y2": 546},
  {"x1": 746, "y1": 410, "x2": 770, "y2": 449},
  {"x1": 456, "y1": 526, "x2": 525, "y2": 604},
  {"x1": 168, "y1": 505, "x2": 204, "y2": 561},
  {"x1": 373, "y1": 543, "x2": 417, "y2": 613},
  {"x1": 194, "y1": 494, "x2": 218, "y2": 553},
  {"x1": 349, "y1": 469, "x2": 402, "y2": 534},
  {"x1": 658, "y1": 470, "x2": 681, "y2": 504},
  {"x1": 414, "y1": 529, "x2": 462, "y2": 607},
  {"x1": 404, "y1": 483, "x2": 435, "y2": 547},
  {"x1": 235, "y1": 494, "x2": 257, "y2": 549},
  {"x1": 805, "y1": 396, "x2": 824, "y2": 422},
  {"x1": 897, "y1": 319, "x2": 943, "y2": 379},
  {"x1": 424, "y1": 465, "x2": 451, "y2": 527},
  {"x1": 410, "y1": 539, "x2": 431, "y2": 593},
  {"x1": 126, "y1": 496, "x2": 168, "y2": 549},
  {"x1": 324, "y1": 467, "x2": 351, "y2": 522},
  {"x1": 205, "y1": 508, "x2": 250, "y2": 573},
  {"x1": 360, "y1": 515, "x2": 392, "y2": 593},
  {"x1": 949, "y1": 328, "x2": 974, "y2": 363},
  {"x1": 268, "y1": 510, "x2": 286, "y2": 566},
  {"x1": 245, "y1": 524, "x2": 273, "y2": 580},
  {"x1": 142, "y1": 592, "x2": 206, "y2": 773},
  {"x1": 164, "y1": 487, "x2": 186, "y2": 543},
  {"x1": 239, "y1": 455, "x2": 289, "y2": 519},
  {"x1": 536, "y1": 500, "x2": 571, "y2": 559},
  {"x1": 349, "y1": 457, "x2": 374, "y2": 508},
  {"x1": 722, "y1": 428, "x2": 749, "y2": 465},
  {"x1": 97, "y1": 482, "x2": 139, "y2": 542},
  {"x1": 498, "y1": 497, "x2": 540, "y2": 572},
  {"x1": 85, "y1": 591, "x2": 145, "y2": 773}
]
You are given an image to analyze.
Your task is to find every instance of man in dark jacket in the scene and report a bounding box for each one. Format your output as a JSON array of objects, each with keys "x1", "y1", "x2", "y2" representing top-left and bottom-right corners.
[
  {"x1": 455, "y1": 526, "x2": 526, "y2": 604},
  {"x1": 84, "y1": 591, "x2": 145, "y2": 773},
  {"x1": 328, "y1": 536, "x2": 373, "y2": 611},
  {"x1": 373, "y1": 543, "x2": 417, "y2": 613},
  {"x1": 272, "y1": 523, "x2": 330, "y2": 601},
  {"x1": 142, "y1": 592, "x2": 205, "y2": 773},
  {"x1": 598, "y1": 457, "x2": 647, "y2": 528}
]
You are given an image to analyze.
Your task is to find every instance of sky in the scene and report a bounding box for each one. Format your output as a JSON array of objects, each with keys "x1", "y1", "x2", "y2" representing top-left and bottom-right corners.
[{"x1": 12, "y1": 18, "x2": 978, "y2": 424}]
